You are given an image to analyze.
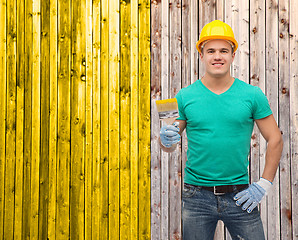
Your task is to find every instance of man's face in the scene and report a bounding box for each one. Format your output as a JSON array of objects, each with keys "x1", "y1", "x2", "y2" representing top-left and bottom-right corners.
[{"x1": 200, "y1": 39, "x2": 235, "y2": 78}]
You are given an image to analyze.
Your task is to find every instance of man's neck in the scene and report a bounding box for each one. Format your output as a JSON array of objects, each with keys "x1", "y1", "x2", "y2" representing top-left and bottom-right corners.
[{"x1": 201, "y1": 74, "x2": 235, "y2": 94}]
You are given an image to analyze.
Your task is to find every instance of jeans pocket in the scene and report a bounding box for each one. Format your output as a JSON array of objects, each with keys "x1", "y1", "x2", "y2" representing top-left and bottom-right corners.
[{"x1": 182, "y1": 184, "x2": 197, "y2": 198}]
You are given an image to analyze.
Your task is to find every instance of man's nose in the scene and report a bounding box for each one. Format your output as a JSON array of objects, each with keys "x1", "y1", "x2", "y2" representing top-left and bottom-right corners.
[{"x1": 214, "y1": 51, "x2": 222, "y2": 59}]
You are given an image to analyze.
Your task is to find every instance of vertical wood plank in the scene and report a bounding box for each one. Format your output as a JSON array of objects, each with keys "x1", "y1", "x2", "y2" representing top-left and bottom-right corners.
[
  {"x1": 39, "y1": 0, "x2": 50, "y2": 238},
  {"x1": 225, "y1": 0, "x2": 249, "y2": 81},
  {"x1": 278, "y1": 0, "x2": 292, "y2": 239},
  {"x1": 48, "y1": 0, "x2": 58, "y2": 238},
  {"x1": 100, "y1": 0, "x2": 109, "y2": 238},
  {"x1": 109, "y1": 0, "x2": 120, "y2": 238},
  {"x1": 249, "y1": 0, "x2": 267, "y2": 236},
  {"x1": 198, "y1": 0, "x2": 216, "y2": 79},
  {"x1": 4, "y1": 0, "x2": 16, "y2": 238},
  {"x1": 169, "y1": 0, "x2": 182, "y2": 239},
  {"x1": 138, "y1": 0, "x2": 151, "y2": 238},
  {"x1": 31, "y1": 0, "x2": 41, "y2": 237},
  {"x1": 57, "y1": 0, "x2": 71, "y2": 237},
  {"x1": 15, "y1": 0, "x2": 25, "y2": 238},
  {"x1": 70, "y1": 0, "x2": 86, "y2": 238},
  {"x1": 266, "y1": 1, "x2": 280, "y2": 239},
  {"x1": 92, "y1": 0, "x2": 101, "y2": 239},
  {"x1": 120, "y1": 0, "x2": 131, "y2": 239},
  {"x1": 214, "y1": 220, "x2": 225, "y2": 240},
  {"x1": 85, "y1": 0, "x2": 93, "y2": 238},
  {"x1": 161, "y1": 0, "x2": 169, "y2": 238},
  {"x1": 181, "y1": 0, "x2": 191, "y2": 191},
  {"x1": 130, "y1": 0, "x2": 139, "y2": 238},
  {"x1": 190, "y1": 0, "x2": 198, "y2": 85},
  {"x1": 216, "y1": 0, "x2": 224, "y2": 21},
  {"x1": 0, "y1": 0, "x2": 6, "y2": 237},
  {"x1": 290, "y1": 0, "x2": 298, "y2": 238},
  {"x1": 151, "y1": 0, "x2": 161, "y2": 238},
  {"x1": 23, "y1": 0, "x2": 33, "y2": 237}
]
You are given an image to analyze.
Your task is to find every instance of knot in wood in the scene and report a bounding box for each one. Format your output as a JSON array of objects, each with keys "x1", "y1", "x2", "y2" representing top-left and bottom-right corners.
[{"x1": 282, "y1": 88, "x2": 287, "y2": 94}]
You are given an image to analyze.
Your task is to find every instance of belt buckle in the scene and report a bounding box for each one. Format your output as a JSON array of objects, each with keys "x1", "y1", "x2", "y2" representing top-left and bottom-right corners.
[{"x1": 213, "y1": 186, "x2": 225, "y2": 195}]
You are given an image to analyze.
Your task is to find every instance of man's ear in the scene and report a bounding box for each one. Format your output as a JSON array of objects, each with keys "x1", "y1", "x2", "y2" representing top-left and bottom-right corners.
[
  {"x1": 231, "y1": 52, "x2": 236, "y2": 61},
  {"x1": 199, "y1": 52, "x2": 204, "y2": 60}
]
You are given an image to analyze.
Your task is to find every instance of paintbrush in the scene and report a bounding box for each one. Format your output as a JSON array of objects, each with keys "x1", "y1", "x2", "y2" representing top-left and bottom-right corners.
[{"x1": 155, "y1": 98, "x2": 179, "y2": 125}]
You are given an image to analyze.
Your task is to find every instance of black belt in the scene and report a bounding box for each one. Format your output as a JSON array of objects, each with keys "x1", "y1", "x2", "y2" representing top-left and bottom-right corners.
[{"x1": 202, "y1": 184, "x2": 248, "y2": 195}]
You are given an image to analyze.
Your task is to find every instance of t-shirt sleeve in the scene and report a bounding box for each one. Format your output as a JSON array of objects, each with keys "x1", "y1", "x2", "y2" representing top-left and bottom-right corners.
[
  {"x1": 175, "y1": 90, "x2": 187, "y2": 120},
  {"x1": 252, "y1": 87, "x2": 273, "y2": 120}
]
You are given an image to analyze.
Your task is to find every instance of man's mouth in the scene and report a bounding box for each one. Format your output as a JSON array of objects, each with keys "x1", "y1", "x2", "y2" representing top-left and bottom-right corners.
[{"x1": 212, "y1": 63, "x2": 224, "y2": 66}]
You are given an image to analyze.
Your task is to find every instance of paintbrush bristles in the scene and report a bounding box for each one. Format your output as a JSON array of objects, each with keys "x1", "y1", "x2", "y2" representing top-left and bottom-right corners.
[{"x1": 155, "y1": 98, "x2": 178, "y2": 112}]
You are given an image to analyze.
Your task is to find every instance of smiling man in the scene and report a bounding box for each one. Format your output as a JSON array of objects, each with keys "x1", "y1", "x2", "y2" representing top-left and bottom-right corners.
[{"x1": 159, "y1": 20, "x2": 283, "y2": 239}]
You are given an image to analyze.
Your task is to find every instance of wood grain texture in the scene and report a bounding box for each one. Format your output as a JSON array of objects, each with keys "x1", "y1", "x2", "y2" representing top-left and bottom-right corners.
[
  {"x1": 23, "y1": 0, "x2": 33, "y2": 238},
  {"x1": 85, "y1": 0, "x2": 93, "y2": 239},
  {"x1": 169, "y1": 0, "x2": 182, "y2": 239},
  {"x1": 130, "y1": 1, "x2": 139, "y2": 238},
  {"x1": 266, "y1": 1, "x2": 280, "y2": 239},
  {"x1": 161, "y1": 0, "x2": 170, "y2": 239},
  {"x1": 15, "y1": 0, "x2": 25, "y2": 238},
  {"x1": 48, "y1": 0, "x2": 58, "y2": 238},
  {"x1": 108, "y1": 0, "x2": 120, "y2": 238},
  {"x1": 278, "y1": 1, "x2": 292, "y2": 239},
  {"x1": 39, "y1": 0, "x2": 50, "y2": 239},
  {"x1": 290, "y1": 0, "x2": 298, "y2": 238},
  {"x1": 31, "y1": 0, "x2": 41, "y2": 237},
  {"x1": 138, "y1": 0, "x2": 151, "y2": 239},
  {"x1": 57, "y1": 0, "x2": 71, "y2": 238},
  {"x1": 150, "y1": 0, "x2": 161, "y2": 238},
  {"x1": 4, "y1": 0, "x2": 16, "y2": 238},
  {"x1": 70, "y1": 0, "x2": 86, "y2": 238},
  {"x1": 120, "y1": 1, "x2": 131, "y2": 239},
  {"x1": 100, "y1": 0, "x2": 109, "y2": 239},
  {"x1": 0, "y1": 0, "x2": 6, "y2": 238}
]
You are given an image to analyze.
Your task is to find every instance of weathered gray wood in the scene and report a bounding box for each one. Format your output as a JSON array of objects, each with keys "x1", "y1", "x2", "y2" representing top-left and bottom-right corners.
[
  {"x1": 225, "y1": 0, "x2": 249, "y2": 82},
  {"x1": 278, "y1": 0, "x2": 292, "y2": 239},
  {"x1": 198, "y1": 0, "x2": 216, "y2": 79},
  {"x1": 190, "y1": 0, "x2": 199, "y2": 85},
  {"x1": 151, "y1": 0, "x2": 162, "y2": 239},
  {"x1": 249, "y1": 0, "x2": 268, "y2": 237},
  {"x1": 151, "y1": 1, "x2": 297, "y2": 239},
  {"x1": 161, "y1": 0, "x2": 170, "y2": 239},
  {"x1": 290, "y1": 0, "x2": 298, "y2": 238},
  {"x1": 169, "y1": 0, "x2": 182, "y2": 239},
  {"x1": 266, "y1": 1, "x2": 281, "y2": 239},
  {"x1": 181, "y1": 0, "x2": 191, "y2": 187}
]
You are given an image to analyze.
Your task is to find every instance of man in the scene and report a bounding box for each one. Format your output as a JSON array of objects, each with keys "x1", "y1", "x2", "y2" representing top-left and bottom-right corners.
[{"x1": 159, "y1": 20, "x2": 283, "y2": 240}]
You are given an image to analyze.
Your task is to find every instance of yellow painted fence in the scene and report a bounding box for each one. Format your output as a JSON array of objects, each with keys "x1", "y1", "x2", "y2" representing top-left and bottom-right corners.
[{"x1": 0, "y1": 0, "x2": 150, "y2": 239}]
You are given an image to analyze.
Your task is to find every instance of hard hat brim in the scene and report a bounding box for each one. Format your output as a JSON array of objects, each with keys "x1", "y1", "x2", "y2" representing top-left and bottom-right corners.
[{"x1": 196, "y1": 36, "x2": 238, "y2": 53}]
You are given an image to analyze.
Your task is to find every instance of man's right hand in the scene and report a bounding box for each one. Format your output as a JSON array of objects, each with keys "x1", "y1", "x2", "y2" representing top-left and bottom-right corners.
[{"x1": 160, "y1": 122, "x2": 181, "y2": 148}]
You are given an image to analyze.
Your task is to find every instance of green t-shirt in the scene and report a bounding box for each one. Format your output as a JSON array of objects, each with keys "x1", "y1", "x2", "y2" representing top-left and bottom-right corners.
[{"x1": 175, "y1": 78, "x2": 272, "y2": 186}]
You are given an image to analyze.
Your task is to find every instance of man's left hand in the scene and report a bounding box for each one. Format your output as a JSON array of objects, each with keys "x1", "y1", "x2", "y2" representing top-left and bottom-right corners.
[{"x1": 233, "y1": 178, "x2": 272, "y2": 213}]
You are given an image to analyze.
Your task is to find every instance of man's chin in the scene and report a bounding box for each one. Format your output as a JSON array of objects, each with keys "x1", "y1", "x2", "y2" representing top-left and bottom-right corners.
[{"x1": 208, "y1": 72, "x2": 229, "y2": 78}]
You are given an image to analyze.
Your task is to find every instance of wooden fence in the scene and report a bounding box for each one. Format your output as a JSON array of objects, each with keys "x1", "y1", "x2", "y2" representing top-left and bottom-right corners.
[
  {"x1": 151, "y1": 0, "x2": 298, "y2": 239},
  {"x1": 0, "y1": 0, "x2": 297, "y2": 239},
  {"x1": 0, "y1": 0, "x2": 150, "y2": 239}
]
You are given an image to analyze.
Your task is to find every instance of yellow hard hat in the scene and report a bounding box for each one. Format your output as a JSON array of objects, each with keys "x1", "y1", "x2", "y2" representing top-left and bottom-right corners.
[{"x1": 196, "y1": 20, "x2": 238, "y2": 53}]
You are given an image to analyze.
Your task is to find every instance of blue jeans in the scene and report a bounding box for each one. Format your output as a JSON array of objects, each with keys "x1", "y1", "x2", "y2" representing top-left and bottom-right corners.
[{"x1": 182, "y1": 183, "x2": 265, "y2": 240}]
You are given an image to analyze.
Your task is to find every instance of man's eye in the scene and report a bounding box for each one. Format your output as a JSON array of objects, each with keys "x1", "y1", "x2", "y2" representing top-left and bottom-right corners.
[{"x1": 221, "y1": 50, "x2": 228, "y2": 53}]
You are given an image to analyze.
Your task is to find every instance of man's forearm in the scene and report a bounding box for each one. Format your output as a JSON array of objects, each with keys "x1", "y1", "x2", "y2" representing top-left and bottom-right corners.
[{"x1": 261, "y1": 137, "x2": 283, "y2": 182}]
